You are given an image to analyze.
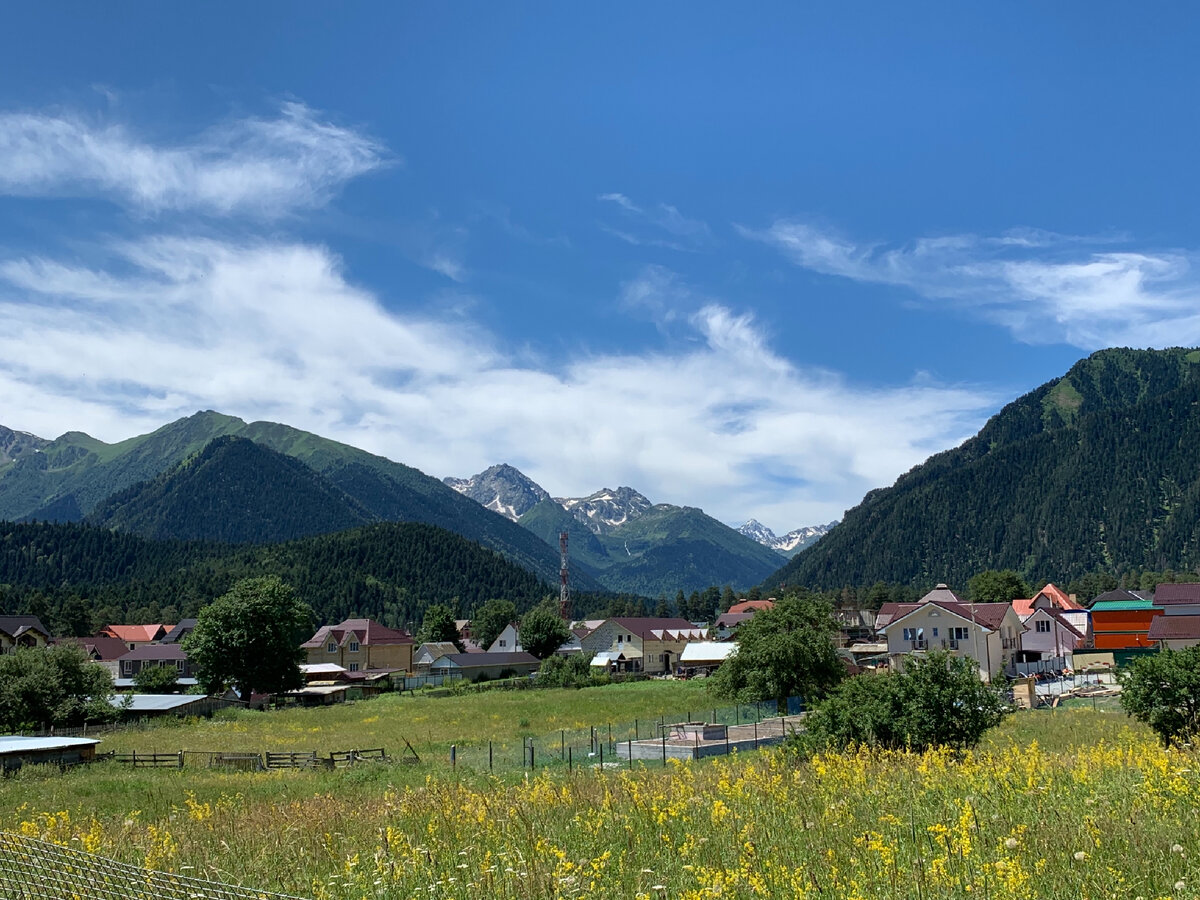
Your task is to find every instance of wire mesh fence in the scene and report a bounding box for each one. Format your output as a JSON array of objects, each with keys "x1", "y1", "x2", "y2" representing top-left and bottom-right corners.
[
  {"x1": 440, "y1": 696, "x2": 804, "y2": 774},
  {"x1": 0, "y1": 831, "x2": 310, "y2": 900}
]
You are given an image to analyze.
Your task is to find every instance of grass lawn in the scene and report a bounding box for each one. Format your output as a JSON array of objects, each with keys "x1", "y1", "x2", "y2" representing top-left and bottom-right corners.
[{"x1": 3, "y1": 685, "x2": 1198, "y2": 900}]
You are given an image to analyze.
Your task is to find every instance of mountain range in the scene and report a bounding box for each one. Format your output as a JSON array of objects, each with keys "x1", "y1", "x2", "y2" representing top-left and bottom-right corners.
[
  {"x1": 736, "y1": 519, "x2": 838, "y2": 557},
  {"x1": 768, "y1": 347, "x2": 1200, "y2": 592},
  {"x1": 0, "y1": 411, "x2": 602, "y2": 591},
  {"x1": 445, "y1": 465, "x2": 787, "y2": 594}
]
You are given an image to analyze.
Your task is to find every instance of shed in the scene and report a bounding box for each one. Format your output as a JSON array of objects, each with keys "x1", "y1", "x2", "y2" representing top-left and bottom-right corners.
[
  {"x1": 110, "y1": 694, "x2": 242, "y2": 718},
  {"x1": 429, "y1": 651, "x2": 540, "y2": 681},
  {"x1": 678, "y1": 641, "x2": 737, "y2": 674},
  {"x1": 0, "y1": 736, "x2": 100, "y2": 772}
]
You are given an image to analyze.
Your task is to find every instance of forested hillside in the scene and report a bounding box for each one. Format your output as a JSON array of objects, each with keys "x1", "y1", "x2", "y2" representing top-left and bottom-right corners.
[
  {"x1": 87, "y1": 436, "x2": 375, "y2": 542},
  {"x1": 768, "y1": 348, "x2": 1200, "y2": 591},
  {"x1": 0, "y1": 411, "x2": 602, "y2": 590},
  {"x1": 0, "y1": 520, "x2": 564, "y2": 636}
]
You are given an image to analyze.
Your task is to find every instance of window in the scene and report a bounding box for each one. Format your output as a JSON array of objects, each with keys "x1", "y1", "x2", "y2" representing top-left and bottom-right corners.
[
  {"x1": 951, "y1": 627, "x2": 969, "y2": 641},
  {"x1": 176, "y1": 660, "x2": 185, "y2": 671},
  {"x1": 902, "y1": 627, "x2": 924, "y2": 642},
  {"x1": 122, "y1": 660, "x2": 133, "y2": 675},
  {"x1": 499, "y1": 639, "x2": 507, "y2": 647},
  {"x1": 617, "y1": 634, "x2": 623, "y2": 644},
  {"x1": 1036, "y1": 619, "x2": 1051, "y2": 633},
  {"x1": 348, "y1": 662, "x2": 360, "y2": 672},
  {"x1": 327, "y1": 641, "x2": 337, "y2": 653},
  {"x1": 932, "y1": 628, "x2": 939, "y2": 637},
  {"x1": 348, "y1": 641, "x2": 360, "y2": 652}
]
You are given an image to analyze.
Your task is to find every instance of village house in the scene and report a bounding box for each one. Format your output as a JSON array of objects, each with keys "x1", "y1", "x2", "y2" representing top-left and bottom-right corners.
[
  {"x1": 1089, "y1": 590, "x2": 1162, "y2": 649},
  {"x1": 1013, "y1": 584, "x2": 1089, "y2": 645},
  {"x1": 877, "y1": 585, "x2": 1025, "y2": 682},
  {"x1": 161, "y1": 619, "x2": 197, "y2": 644},
  {"x1": 0, "y1": 615, "x2": 51, "y2": 653},
  {"x1": 1012, "y1": 586, "x2": 1086, "y2": 665},
  {"x1": 301, "y1": 618, "x2": 414, "y2": 674},
  {"x1": 116, "y1": 642, "x2": 194, "y2": 680},
  {"x1": 412, "y1": 641, "x2": 461, "y2": 674},
  {"x1": 1146, "y1": 583, "x2": 1200, "y2": 649},
  {"x1": 100, "y1": 623, "x2": 169, "y2": 651},
  {"x1": 428, "y1": 651, "x2": 540, "y2": 681},
  {"x1": 580, "y1": 617, "x2": 708, "y2": 675},
  {"x1": 59, "y1": 635, "x2": 130, "y2": 677},
  {"x1": 486, "y1": 623, "x2": 523, "y2": 653},
  {"x1": 713, "y1": 599, "x2": 774, "y2": 639}
]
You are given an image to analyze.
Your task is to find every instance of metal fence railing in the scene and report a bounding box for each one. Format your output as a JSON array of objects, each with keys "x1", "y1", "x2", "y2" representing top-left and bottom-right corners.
[{"x1": 0, "y1": 831, "x2": 309, "y2": 900}]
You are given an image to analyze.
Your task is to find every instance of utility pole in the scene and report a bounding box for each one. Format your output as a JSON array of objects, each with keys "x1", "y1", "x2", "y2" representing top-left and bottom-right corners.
[{"x1": 559, "y1": 531, "x2": 572, "y2": 621}]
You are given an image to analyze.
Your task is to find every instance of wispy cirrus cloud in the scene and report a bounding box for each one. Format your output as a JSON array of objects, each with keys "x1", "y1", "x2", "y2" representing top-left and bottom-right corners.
[
  {"x1": 0, "y1": 101, "x2": 387, "y2": 217},
  {"x1": 598, "y1": 192, "x2": 713, "y2": 251},
  {"x1": 0, "y1": 237, "x2": 994, "y2": 531},
  {"x1": 740, "y1": 219, "x2": 1200, "y2": 349}
]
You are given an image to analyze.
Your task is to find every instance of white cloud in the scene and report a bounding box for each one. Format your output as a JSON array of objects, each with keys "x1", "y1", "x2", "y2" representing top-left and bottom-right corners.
[
  {"x1": 598, "y1": 193, "x2": 713, "y2": 251},
  {"x1": 0, "y1": 101, "x2": 386, "y2": 217},
  {"x1": 0, "y1": 237, "x2": 994, "y2": 532},
  {"x1": 741, "y1": 219, "x2": 1200, "y2": 349}
]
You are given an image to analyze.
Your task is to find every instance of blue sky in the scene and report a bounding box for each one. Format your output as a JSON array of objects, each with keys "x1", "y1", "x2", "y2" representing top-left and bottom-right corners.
[{"x1": 2, "y1": 4, "x2": 1200, "y2": 532}]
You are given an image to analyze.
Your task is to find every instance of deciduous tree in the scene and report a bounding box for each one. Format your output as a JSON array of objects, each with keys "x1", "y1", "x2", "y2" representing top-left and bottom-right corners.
[
  {"x1": 470, "y1": 598, "x2": 517, "y2": 652},
  {"x1": 0, "y1": 645, "x2": 120, "y2": 731},
  {"x1": 519, "y1": 604, "x2": 570, "y2": 659},
  {"x1": 418, "y1": 602, "x2": 462, "y2": 649},
  {"x1": 1120, "y1": 646, "x2": 1200, "y2": 746},
  {"x1": 182, "y1": 576, "x2": 310, "y2": 700}
]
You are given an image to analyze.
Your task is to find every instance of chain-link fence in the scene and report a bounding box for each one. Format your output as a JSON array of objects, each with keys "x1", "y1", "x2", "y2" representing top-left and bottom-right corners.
[
  {"x1": 0, "y1": 831, "x2": 309, "y2": 900},
  {"x1": 441, "y1": 696, "x2": 804, "y2": 774}
]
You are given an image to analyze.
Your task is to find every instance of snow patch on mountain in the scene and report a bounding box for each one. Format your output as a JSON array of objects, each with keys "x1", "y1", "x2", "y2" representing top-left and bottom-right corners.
[
  {"x1": 443, "y1": 464, "x2": 550, "y2": 522},
  {"x1": 738, "y1": 518, "x2": 838, "y2": 557}
]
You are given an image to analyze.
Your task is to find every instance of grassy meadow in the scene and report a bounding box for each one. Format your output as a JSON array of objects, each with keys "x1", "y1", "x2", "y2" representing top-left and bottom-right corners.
[{"x1": 3, "y1": 683, "x2": 1199, "y2": 899}]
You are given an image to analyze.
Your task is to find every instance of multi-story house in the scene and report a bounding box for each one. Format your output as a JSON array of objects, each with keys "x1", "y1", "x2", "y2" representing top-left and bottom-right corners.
[
  {"x1": 0, "y1": 616, "x2": 51, "y2": 653},
  {"x1": 1147, "y1": 583, "x2": 1200, "y2": 649},
  {"x1": 877, "y1": 585, "x2": 1024, "y2": 682},
  {"x1": 302, "y1": 618, "x2": 414, "y2": 674},
  {"x1": 580, "y1": 617, "x2": 707, "y2": 675}
]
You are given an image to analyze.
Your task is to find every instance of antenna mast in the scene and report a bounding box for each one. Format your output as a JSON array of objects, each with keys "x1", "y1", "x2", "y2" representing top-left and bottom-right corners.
[{"x1": 559, "y1": 531, "x2": 572, "y2": 621}]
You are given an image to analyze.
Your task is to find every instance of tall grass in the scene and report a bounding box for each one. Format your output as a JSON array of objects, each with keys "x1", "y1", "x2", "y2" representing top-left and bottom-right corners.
[{"x1": 3, "y1": 694, "x2": 1198, "y2": 899}]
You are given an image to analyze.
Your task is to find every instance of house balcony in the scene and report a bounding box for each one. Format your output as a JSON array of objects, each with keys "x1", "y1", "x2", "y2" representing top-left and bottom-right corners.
[
  {"x1": 909, "y1": 640, "x2": 928, "y2": 651},
  {"x1": 947, "y1": 639, "x2": 959, "y2": 650}
]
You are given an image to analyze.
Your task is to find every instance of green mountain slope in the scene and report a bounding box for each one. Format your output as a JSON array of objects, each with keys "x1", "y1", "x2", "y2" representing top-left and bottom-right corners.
[
  {"x1": 767, "y1": 347, "x2": 1200, "y2": 591},
  {"x1": 0, "y1": 519, "x2": 559, "y2": 634},
  {"x1": 0, "y1": 412, "x2": 601, "y2": 590},
  {"x1": 87, "y1": 436, "x2": 374, "y2": 543}
]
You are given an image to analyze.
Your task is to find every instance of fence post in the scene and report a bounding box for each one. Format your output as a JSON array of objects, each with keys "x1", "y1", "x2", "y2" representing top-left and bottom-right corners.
[
  {"x1": 568, "y1": 746, "x2": 572, "y2": 773},
  {"x1": 451, "y1": 745, "x2": 456, "y2": 770},
  {"x1": 177, "y1": 750, "x2": 183, "y2": 768},
  {"x1": 712, "y1": 708, "x2": 717, "y2": 725},
  {"x1": 661, "y1": 732, "x2": 666, "y2": 766},
  {"x1": 561, "y1": 729, "x2": 565, "y2": 760},
  {"x1": 635, "y1": 718, "x2": 639, "y2": 740},
  {"x1": 599, "y1": 742, "x2": 603, "y2": 768},
  {"x1": 628, "y1": 739, "x2": 632, "y2": 769},
  {"x1": 608, "y1": 722, "x2": 612, "y2": 751},
  {"x1": 736, "y1": 704, "x2": 740, "y2": 725},
  {"x1": 489, "y1": 740, "x2": 493, "y2": 773},
  {"x1": 725, "y1": 730, "x2": 730, "y2": 756},
  {"x1": 590, "y1": 725, "x2": 595, "y2": 753},
  {"x1": 754, "y1": 720, "x2": 758, "y2": 750}
]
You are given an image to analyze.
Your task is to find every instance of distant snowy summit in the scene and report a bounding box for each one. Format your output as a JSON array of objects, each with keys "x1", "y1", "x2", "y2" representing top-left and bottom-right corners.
[
  {"x1": 444, "y1": 466, "x2": 654, "y2": 535},
  {"x1": 443, "y1": 464, "x2": 550, "y2": 521},
  {"x1": 737, "y1": 518, "x2": 838, "y2": 557}
]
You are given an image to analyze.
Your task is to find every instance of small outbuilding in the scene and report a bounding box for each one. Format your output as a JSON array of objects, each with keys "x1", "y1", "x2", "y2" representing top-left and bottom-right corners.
[{"x1": 0, "y1": 735, "x2": 100, "y2": 772}]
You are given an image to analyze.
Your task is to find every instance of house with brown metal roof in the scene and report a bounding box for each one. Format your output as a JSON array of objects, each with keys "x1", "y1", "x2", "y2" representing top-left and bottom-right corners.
[
  {"x1": 301, "y1": 618, "x2": 414, "y2": 674},
  {"x1": 877, "y1": 596, "x2": 1024, "y2": 682},
  {"x1": 1147, "y1": 615, "x2": 1200, "y2": 650},
  {"x1": 580, "y1": 617, "x2": 708, "y2": 675}
]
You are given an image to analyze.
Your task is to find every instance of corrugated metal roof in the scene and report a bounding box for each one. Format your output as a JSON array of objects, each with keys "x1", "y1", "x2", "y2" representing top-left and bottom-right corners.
[
  {"x1": 0, "y1": 736, "x2": 100, "y2": 755},
  {"x1": 679, "y1": 642, "x2": 737, "y2": 663},
  {"x1": 112, "y1": 694, "x2": 207, "y2": 712},
  {"x1": 1091, "y1": 599, "x2": 1158, "y2": 611}
]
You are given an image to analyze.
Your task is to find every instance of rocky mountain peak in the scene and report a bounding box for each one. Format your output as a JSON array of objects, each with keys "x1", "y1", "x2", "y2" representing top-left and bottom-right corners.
[
  {"x1": 0, "y1": 425, "x2": 49, "y2": 467},
  {"x1": 557, "y1": 486, "x2": 653, "y2": 534},
  {"x1": 443, "y1": 464, "x2": 551, "y2": 521}
]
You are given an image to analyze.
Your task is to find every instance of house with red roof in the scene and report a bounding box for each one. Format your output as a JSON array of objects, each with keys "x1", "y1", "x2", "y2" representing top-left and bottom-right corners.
[
  {"x1": 301, "y1": 618, "x2": 414, "y2": 674},
  {"x1": 100, "y1": 623, "x2": 169, "y2": 651},
  {"x1": 876, "y1": 584, "x2": 1024, "y2": 682}
]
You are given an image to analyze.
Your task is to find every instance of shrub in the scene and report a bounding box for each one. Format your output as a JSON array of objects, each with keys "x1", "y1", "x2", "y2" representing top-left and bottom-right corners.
[
  {"x1": 807, "y1": 651, "x2": 1009, "y2": 751},
  {"x1": 535, "y1": 653, "x2": 596, "y2": 689},
  {"x1": 1120, "y1": 645, "x2": 1200, "y2": 746}
]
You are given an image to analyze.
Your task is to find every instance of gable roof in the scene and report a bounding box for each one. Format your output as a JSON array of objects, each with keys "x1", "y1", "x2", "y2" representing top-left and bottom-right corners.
[
  {"x1": 1152, "y1": 583, "x2": 1200, "y2": 606},
  {"x1": 102, "y1": 624, "x2": 167, "y2": 643},
  {"x1": 1147, "y1": 615, "x2": 1200, "y2": 641},
  {"x1": 415, "y1": 641, "x2": 460, "y2": 660},
  {"x1": 430, "y1": 651, "x2": 540, "y2": 668},
  {"x1": 1013, "y1": 584, "x2": 1082, "y2": 617},
  {"x1": 1030, "y1": 607, "x2": 1086, "y2": 639},
  {"x1": 1090, "y1": 589, "x2": 1154, "y2": 608},
  {"x1": 917, "y1": 583, "x2": 965, "y2": 605},
  {"x1": 728, "y1": 599, "x2": 774, "y2": 614},
  {"x1": 161, "y1": 619, "x2": 198, "y2": 643},
  {"x1": 715, "y1": 612, "x2": 754, "y2": 629},
  {"x1": 64, "y1": 635, "x2": 131, "y2": 661},
  {"x1": 880, "y1": 600, "x2": 1014, "y2": 633},
  {"x1": 1091, "y1": 595, "x2": 1158, "y2": 612},
  {"x1": 0, "y1": 615, "x2": 51, "y2": 640},
  {"x1": 302, "y1": 618, "x2": 414, "y2": 649},
  {"x1": 606, "y1": 617, "x2": 702, "y2": 639}
]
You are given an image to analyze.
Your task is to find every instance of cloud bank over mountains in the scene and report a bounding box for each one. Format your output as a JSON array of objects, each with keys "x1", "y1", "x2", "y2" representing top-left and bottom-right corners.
[{"x1": 3, "y1": 99, "x2": 1196, "y2": 531}]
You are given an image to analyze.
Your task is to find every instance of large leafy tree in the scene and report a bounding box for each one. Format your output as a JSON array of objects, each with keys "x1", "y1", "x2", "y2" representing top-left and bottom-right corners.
[
  {"x1": 418, "y1": 602, "x2": 463, "y2": 649},
  {"x1": 967, "y1": 570, "x2": 1030, "y2": 603},
  {"x1": 1120, "y1": 646, "x2": 1200, "y2": 746},
  {"x1": 519, "y1": 604, "x2": 570, "y2": 659},
  {"x1": 133, "y1": 665, "x2": 180, "y2": 694},
  {"x1": 0, "y1": 644, "x2": 120, "y2": 731},
  {"x1": 708, "y1": 592, "x2": 844, "y2": 707},
  {"x1": 807, "y1": 651, "x2": 1008, "y2": 751},
  {"x1": 182, "y1": 576, "x2": 310, "y2": 700},
  {"x1": 470, "y1": 598, "x2": 517, "y2": 651}
]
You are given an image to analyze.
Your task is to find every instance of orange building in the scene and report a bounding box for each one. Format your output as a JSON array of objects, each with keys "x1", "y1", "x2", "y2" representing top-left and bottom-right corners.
[{"x1": 1089, "y1": 592, "x2": 1162, "y2": 649}]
